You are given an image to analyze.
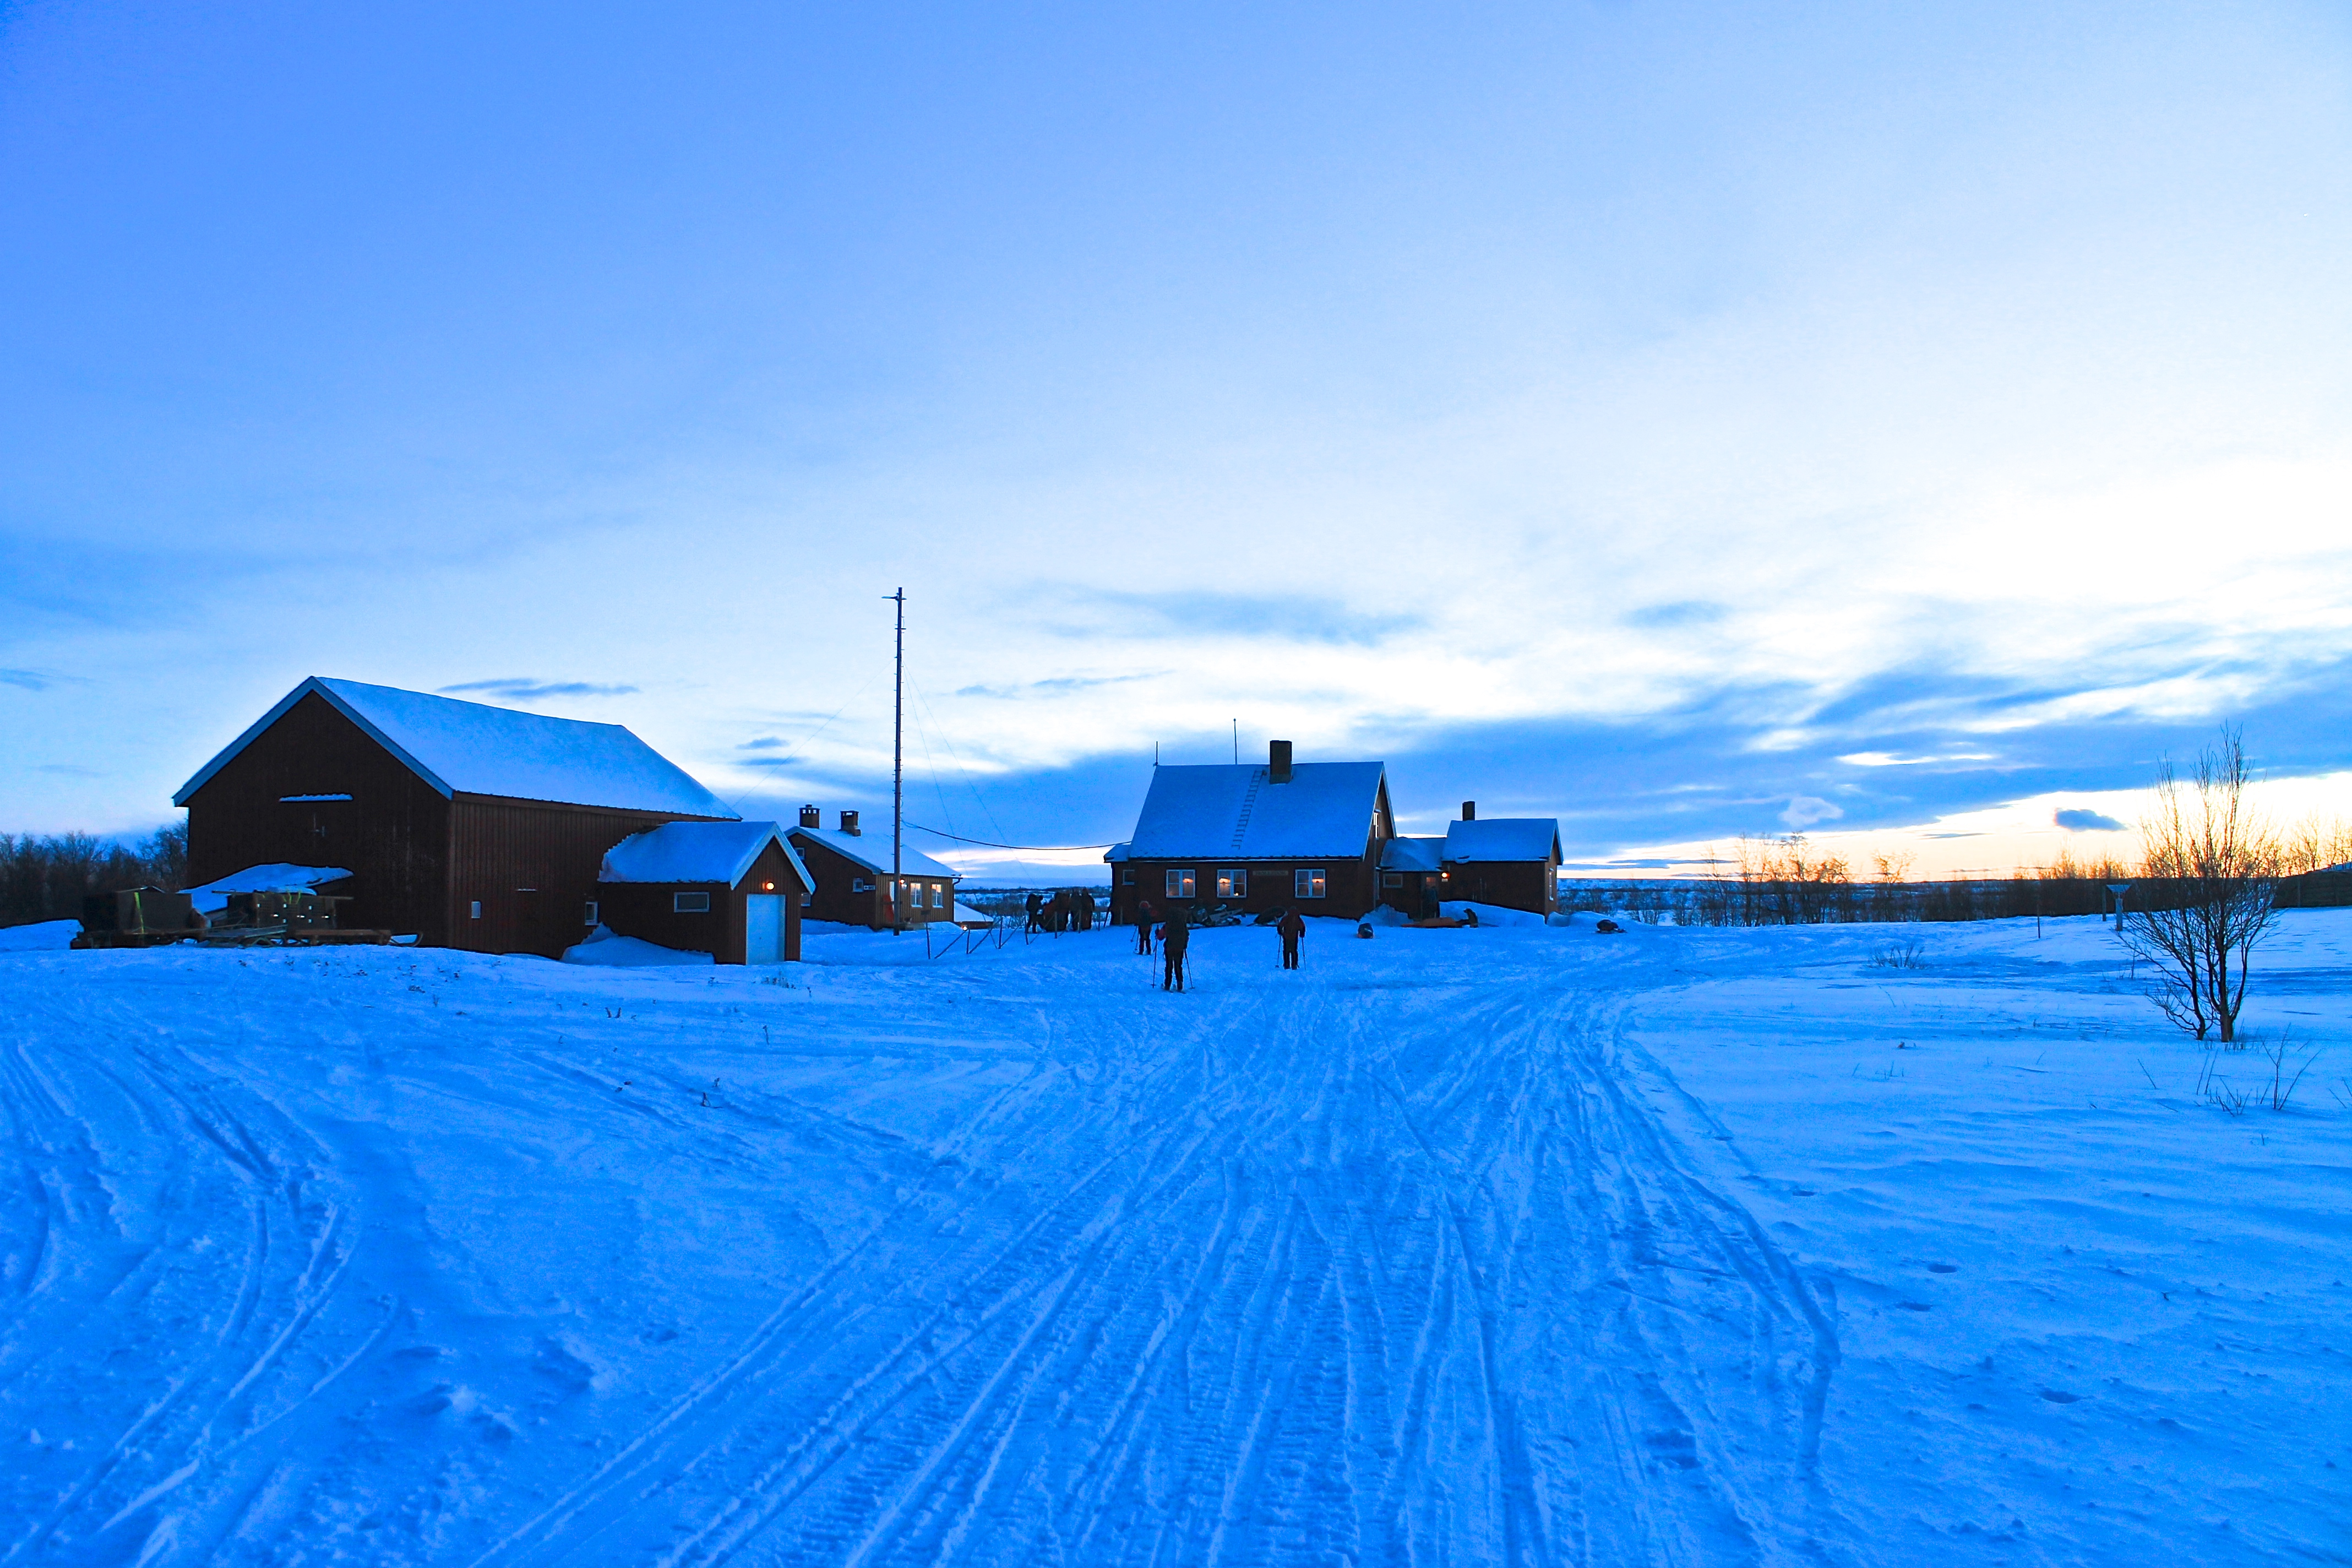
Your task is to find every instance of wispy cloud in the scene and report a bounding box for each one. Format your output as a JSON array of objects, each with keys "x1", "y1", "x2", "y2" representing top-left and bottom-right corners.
[
  {"x1": 1623, "y1": 601, "x2": 1728, "y2": 630},
  {"x1": 956, "y1": 672, "x2": 1166, "y2": 700},
  {"x1": 0, "y1": 669, "x2": 53, "y2": 692},
  {"x1": 1033, "y1": 587, "x2": 1420, "y2": 647},
  {"x1": 440, "y1": 679, "x2": 639, "y2": 700},
  {"x1": 2054, "y1": 807, "x2": 2128, "y2": 831}
]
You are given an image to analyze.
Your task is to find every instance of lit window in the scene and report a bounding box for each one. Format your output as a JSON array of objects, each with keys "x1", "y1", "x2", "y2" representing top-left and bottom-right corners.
[
  {"x1": 930, "y1": 883, "x2": 944, "y2": 908},
  {"x1": 1166, "y1": 869, "x2": 1196, "y2": 898},
  {"x1": 1295, "y1": 869, "x2": 1327, "y2": 899},
  {"x1": 1216, "y1": 868, "x2": 1247, "y2": 899},
  {"x1": 583, "y1": 901, "x2": 599, "y2": 925},
  {"x1": 674, "y1": 891, "x2": 711, "y2": 913}
]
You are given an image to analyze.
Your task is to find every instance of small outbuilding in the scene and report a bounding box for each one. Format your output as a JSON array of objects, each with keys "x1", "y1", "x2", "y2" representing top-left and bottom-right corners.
[
  {"x1": 786, "y1": 807, "x2": 962, "y2": 928},
  {"x1": 1378, "y1": 835, "x2": 1446, "y2": 918},
  {"x1": 1439, "y1": 804, "x2": 1563, "y2": 914},
  {"x1": 596, "y1": 820, "x2": 814, "y2": 963}
]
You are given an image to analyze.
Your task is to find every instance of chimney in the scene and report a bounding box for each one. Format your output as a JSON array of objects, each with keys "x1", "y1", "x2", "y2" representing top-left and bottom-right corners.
[
  {"x1": 1461, "y1": 801, "x2": 1476, "y2": 821},
  {"x1": 1269, "y1": 739, "x2": 1293, "y2": 784},
  {"x1": 840, "y1": 809, "x2": 861, "y2": 836},
  {"x1": 798, "y1": 803, "x2": 820, "y2": 829}
]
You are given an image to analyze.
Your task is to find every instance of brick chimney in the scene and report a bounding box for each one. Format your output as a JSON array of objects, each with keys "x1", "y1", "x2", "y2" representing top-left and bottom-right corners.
[
  {"x1": 1270, "y1": 739, "x2": 1293, "y2": 784},
  {"x1": 1461, "y1": 801, "x2": 1476, "y2": 821},
  {"x1": 840, "y1": 809, "x2": 861, "y2": 835},
  {"x1": 798, "y1": 803, "x2": 820, "y2": 829}
]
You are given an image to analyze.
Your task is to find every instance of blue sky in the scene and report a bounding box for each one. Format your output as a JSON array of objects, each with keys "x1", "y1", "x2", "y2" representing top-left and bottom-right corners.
[{"x1": 5, "y1": 1, "x2": 2349, "y2": 878}]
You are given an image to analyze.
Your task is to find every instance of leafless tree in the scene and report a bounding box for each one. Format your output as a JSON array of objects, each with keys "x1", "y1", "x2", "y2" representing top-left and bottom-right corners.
[{"x1": 2119, "y1": 728, "x2": 2279, "y2": 1045}]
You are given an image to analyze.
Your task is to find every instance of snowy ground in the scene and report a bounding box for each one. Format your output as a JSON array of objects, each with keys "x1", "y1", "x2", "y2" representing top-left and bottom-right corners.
[{"x1": 1, "y1": 910, "x2": 2345, "y2": 1565}]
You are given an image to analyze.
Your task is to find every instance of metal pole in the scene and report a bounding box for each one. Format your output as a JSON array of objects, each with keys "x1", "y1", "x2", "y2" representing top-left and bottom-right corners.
[{"x1": 891, "y1": 587, "x2": 905, "y2": 932}]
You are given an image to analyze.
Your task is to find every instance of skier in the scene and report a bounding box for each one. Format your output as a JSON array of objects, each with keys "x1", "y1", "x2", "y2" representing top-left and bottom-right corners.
[
  {"x1": 1135, "y1": 897, "x2": 1156, "y2": 954},
  {"x1": 1277, "y1": 906, "x2": 1305, "y2": 970},
  {"x1": 1025, "y1": 891, "x2": 1043, "y2": 934},
  {"x1": 1161, "y1": 906, "x2": 1190, "y2": 992}
]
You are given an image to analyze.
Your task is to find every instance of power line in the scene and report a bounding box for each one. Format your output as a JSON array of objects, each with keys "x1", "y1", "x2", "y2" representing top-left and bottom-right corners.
[{"x1": 907, "y1": 822, "x2": 1115, "y2": 853}]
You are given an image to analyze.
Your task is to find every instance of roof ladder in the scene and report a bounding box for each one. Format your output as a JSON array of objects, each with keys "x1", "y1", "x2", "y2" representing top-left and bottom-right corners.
[{"x1": 1229, "y1": 768, "x2": 1264, "y2": 853}]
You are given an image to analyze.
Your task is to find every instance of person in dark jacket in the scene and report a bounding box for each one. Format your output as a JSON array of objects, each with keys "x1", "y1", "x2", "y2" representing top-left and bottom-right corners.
[
  {"x1": 1025, "y1": 891, "x2": 1043, "y2": 933},
  {"x1": 1161, "y1": 906, "x2": 1190, "y2": 991},
  {"x1": 1135, "y1": 898, "x2": 1156, "y2": 954},
  {"x1": 1277, "y1": 907, "x2": 1305, "y2": 969}
]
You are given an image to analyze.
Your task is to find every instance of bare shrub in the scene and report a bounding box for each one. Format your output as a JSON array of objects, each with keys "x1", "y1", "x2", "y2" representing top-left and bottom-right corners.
[
  {"x1": 2120, "y1": 729, "x2": 2279, "y2": 1046},
  {"x1": 2281, "y1": 813, "x2": 2352, "y2": 875},
  {"x1": 1869, "y1": 938, "x2": 1926, "y2": 969},
  {"x1": 2257, "y1": 1033, "x2": 2320, "y2": 1112}
]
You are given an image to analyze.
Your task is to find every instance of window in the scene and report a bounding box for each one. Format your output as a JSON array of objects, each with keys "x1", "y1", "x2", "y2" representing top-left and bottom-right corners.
[
  {"x1": 674, "y1": 891, "x2": 711, "y2": 913},
  {"x1": 470, "y1": 900, "x2": 482, "y2": 919},
  {"x1": 1382, "y1": 872, "x2": 1402, "y2": 888},
  {"x1": 1120, "y1": 869, "x2": 1134, "y2": 886},
  {"x1": 852, "y1": 876, "x2": 874, "y2": 894},
  {"x1": 1166, "y1": 869, "x2": 1195, "y2": 898},
  {"x1": 1295, "y1": 868, "x2": 1327, "y2": 899},
  {"x1": 1216, "y1": 868, "x2": 1247, "y2": 899},
  {"x1": 583, "y1": 901, "x2": 599, "y2": 926},
  {"x1": 929, "y1": 883, "x2": 944, "y2": 908}
]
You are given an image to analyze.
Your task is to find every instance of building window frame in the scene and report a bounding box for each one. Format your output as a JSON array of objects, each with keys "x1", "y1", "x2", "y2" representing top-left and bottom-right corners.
[
  {"x1": 583, "y1": 900, "x2": 600, "y2": 926},
  {"x1": 674, "y1": 891, "x2": 712, "y2": 913},
  {"x1": 1295, "y1": 868, "x2": 1327, "y2": 899},
  {"x1": 1216, "y1": 868, "x2": 1248, "y2": 899},
  {"x1": 1382, "y1": 872, "x2": 1402, "y2": 888},
  {"x1": 469, "y1": 900, "x2": 482, "y2": 919},
  {"x1": 1166, "y1": 868, "x2": 1196, "y2": 899}
]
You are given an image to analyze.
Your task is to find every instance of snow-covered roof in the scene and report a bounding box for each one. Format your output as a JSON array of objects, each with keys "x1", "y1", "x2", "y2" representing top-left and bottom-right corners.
[
  {"x1": 1380, "y1": 836, "x2": 1445, "y2": 873},
  {"x1": 1103, "y1": 842, "x2": 1133, "y2": 863},
  {"x1": 786, "y1": 825, "x2": 960, "y2": 881},
  {"x1": 184, "y1": 863, "x2": 352, "y2": 914},
  {"x1": 1126, "y1": 763, "x2": 1387, "y2": 861},
  {"x1": 1442, "y1": 818, "x2": 1562, "y2": 864},
  {"x1": 175, "y1": 677, "x2": 738, "y2": 818},
  {"x1": 600, "y1": 821, "x2": 813, "y2": 892},
  {"x1": 187, "y1": 863, "x2": 352, "y2": 896}
]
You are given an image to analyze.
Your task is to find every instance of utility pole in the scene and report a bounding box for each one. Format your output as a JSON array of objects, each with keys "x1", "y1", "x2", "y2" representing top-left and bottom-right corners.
[{"x1": 890, "y1": 587, "x2": 905, "y2": 932}]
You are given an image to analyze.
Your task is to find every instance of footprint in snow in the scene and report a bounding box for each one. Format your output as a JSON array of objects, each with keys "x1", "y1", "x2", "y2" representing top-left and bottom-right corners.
[
  {"x1": 1929, "y1": 1262, "x2": 1958, "y2": 1273},
  {"x1": 2040, "y1": 1389, "x2": 2083, "y2": 1404}
]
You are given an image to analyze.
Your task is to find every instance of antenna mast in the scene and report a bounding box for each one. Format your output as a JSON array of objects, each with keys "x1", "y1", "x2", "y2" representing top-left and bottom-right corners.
[{"x1": 891, "y1": 587, "x2": 905, "y2": 932}]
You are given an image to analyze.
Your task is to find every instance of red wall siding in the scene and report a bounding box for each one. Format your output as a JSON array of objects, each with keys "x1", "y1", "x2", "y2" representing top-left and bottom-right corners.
[
  {"x1": 184, "y1": 692, "x2": 453, "y2": 943},
  {"x1": 1439, "y1": 859, "x2": 1559, "y2": 914},
  {"x1": 790, "y1": 834, "x2": 954, "y2": 928},
  {"x1": 448, "y1": 797, "x2": 717, "y2": 959},
  {"x1": 1110, "y1": 846, "x2": 1383, "y2": 923}
]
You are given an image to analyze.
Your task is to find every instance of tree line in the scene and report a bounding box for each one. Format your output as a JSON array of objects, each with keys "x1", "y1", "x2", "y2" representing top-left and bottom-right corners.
[{"x1": 1, "y1": 825, "x2": 188, "y2": 927}]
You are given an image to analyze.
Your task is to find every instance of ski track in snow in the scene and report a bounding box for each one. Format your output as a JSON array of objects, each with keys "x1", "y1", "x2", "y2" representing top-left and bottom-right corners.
[{"x1": 4, "y1": 915, "x2": 2343, "y2": 1565}]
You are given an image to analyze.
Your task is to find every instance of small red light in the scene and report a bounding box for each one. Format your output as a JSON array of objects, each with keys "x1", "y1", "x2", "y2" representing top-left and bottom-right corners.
[{"x1": 763, "y1": 881, "x2": 774, "y2": 891}]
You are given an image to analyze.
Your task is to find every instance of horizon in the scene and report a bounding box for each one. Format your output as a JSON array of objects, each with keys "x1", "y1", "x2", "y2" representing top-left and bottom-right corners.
[{"x1": 6, "y1": 2, "x2": 2349, "y2": 881}]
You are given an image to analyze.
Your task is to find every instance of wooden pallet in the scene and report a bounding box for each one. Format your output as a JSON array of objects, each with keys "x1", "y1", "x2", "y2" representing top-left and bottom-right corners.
[{"x1": 72, "y1": 928, "x2": 393, "y2": 950}]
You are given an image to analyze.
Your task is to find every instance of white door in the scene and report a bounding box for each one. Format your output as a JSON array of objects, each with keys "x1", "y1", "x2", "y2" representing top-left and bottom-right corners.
[{"x1": 744, "y1": 895, "x2": 783, "y2": 963}]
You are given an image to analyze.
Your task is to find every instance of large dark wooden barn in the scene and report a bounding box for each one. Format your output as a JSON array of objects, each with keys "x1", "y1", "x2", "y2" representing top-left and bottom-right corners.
[{"x1": 174, "y1": 677, "x2": 740, "y2": 956}]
